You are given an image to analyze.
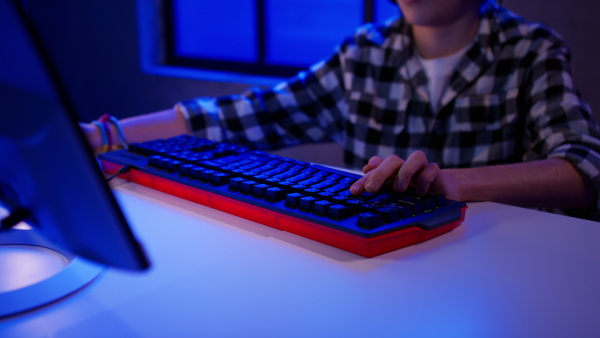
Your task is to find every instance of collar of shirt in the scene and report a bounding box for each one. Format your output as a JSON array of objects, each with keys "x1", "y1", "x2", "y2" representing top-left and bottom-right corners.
[{"x1": 362, "y1": 5, "x2": 502, "y2": 110}]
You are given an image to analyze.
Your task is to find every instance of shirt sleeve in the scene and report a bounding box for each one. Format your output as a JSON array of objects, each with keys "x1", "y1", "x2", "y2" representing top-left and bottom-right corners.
[
  {"x1": 524, "y1": 27, "x2": 600, "y2": 217},
  {"x1": 174, "y1": 51, "x2": 349, "y2": 151}
]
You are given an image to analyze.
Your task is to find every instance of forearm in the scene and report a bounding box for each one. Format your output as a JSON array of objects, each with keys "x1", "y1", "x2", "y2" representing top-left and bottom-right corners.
[
  {"x1": 446, "y1": 158, "x2": 597, "y2": 209},
  {"x1": 82, "y1": 108, "x2": 190, "y2": 152},
  {"x1": 118, "y1": 108, "x2": 190, "y2": 143}
]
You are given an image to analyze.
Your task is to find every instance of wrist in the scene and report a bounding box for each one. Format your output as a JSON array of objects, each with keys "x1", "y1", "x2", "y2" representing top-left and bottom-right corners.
[
  {"x1": 438, "y1": 168, "x2": 477, "y2": 202},
  {"x1": 80, "y1": 122, "x2": 103, "y2": 151},
  {"x1": 89, "y1": 114, "x2": 129, "y2": 153}
]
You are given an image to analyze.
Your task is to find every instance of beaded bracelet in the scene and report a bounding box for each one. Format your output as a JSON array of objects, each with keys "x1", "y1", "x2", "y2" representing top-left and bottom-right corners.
[
  {"x1": 104, "y1": 114, "x2": 129, "y2": 149},
  {"x1": 91, "y1": 120, "x2": 109, "y2": 152},
  {"x1": 98, "y1": 115, "x2": 114, "y2": 150},
  {"x1": 92, "y1": 114, "x2": 129, "y2": 152}
]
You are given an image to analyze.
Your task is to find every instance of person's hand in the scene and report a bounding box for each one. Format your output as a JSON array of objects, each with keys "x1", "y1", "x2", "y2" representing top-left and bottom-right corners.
[
  {"x1": 79, "y1": 122, "x2": 103, "y2": 153},
  {"x1": 350, "y1": 151, "x2": 443, "y2": 196}
]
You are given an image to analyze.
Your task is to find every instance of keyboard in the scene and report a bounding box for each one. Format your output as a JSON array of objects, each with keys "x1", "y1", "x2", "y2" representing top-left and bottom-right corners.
[{"x1": 99, "y1": 135, "x2": 467, "y2": 257}]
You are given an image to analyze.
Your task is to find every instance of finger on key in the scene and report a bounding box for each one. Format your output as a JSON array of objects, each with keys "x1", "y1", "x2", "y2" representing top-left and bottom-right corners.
[
  {"x1": 353, "y1": 156, "x2": 386, "y2": 195},
  {"x1": 350, "y1": 170, "x2": 374, "y2": 195},
  {"x1": 415, "y1": 162, "x2": 440, "y2": 195},
  {"x1": 362, "y1": 156, "x2": 384, "y2": 174},
  {"x1": 364, "y1": 155, "x2": 405, "y2": 193},
  {"x1": 394, "y1": 151, "x2": 428, "y2": 193}
]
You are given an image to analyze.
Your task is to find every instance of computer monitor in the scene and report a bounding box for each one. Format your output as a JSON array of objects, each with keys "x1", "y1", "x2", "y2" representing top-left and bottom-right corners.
[{"x1": 0, "y1": 0, "x2": 150, "y2": 317}]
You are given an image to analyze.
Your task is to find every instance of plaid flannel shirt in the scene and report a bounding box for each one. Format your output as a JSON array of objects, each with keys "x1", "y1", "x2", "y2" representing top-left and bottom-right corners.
[{"x1": 179, "y1": 4, "x2": 600, "y2": 218}]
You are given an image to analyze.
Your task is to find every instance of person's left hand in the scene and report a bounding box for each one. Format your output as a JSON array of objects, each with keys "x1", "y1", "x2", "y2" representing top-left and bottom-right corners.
[
  {"x1": 350, "y1": 151, "x2": 441, "y2": 196},
  {"x1": 79, "y1": 122, "x2": 104, "y2": 153}
]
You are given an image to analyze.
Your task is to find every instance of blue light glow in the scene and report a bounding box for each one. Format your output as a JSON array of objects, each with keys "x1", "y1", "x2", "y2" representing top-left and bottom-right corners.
[
  {"x1": 174, "y1": 0, "x2": 258, "y2": 62},
  {"x1": 266, "y1": 0, "x2": 362, "y2": 66}
]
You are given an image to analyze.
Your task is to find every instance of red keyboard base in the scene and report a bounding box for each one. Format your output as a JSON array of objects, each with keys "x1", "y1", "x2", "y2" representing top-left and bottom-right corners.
[{"x1": 102, "y1": 160, "x2": 466, "y2": 258}]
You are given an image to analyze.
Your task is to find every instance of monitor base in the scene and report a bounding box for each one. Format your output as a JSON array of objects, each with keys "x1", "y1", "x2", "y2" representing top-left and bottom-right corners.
[{"x1": 0, "y1": 228, "x2": 105, "y2": 318}]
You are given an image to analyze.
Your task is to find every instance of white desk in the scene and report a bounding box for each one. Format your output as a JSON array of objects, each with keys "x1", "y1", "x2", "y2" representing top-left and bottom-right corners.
[{"x1": 1, "y1": 179, "x2": 600, "y2": 337}]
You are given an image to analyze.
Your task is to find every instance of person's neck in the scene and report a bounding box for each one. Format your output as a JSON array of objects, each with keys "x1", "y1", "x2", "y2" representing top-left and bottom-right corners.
[{"x1": 412, "y1": 9, "x2": 480, "y2": 60}]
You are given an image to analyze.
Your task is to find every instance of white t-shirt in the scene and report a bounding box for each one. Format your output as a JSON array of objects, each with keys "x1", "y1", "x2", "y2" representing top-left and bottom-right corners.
[{"x1": 416, "y1": 43, "x2": 471, "y2": 113}]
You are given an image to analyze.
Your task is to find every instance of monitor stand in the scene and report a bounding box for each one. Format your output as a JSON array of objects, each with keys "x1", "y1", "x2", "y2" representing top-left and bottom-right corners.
[{"x1": 0, "y1": 226, "x2": 105, "y2": 318}]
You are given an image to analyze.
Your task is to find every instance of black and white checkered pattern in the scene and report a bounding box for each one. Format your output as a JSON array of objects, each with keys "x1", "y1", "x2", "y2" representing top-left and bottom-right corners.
[{"x1": 179, "y1": 4, "x2": 600, "y2": 218}]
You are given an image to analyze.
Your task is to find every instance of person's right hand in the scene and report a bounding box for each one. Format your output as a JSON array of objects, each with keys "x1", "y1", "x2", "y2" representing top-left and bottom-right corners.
[{"x1": 349, "y1": 151, "x2": 462, "y2": 200}]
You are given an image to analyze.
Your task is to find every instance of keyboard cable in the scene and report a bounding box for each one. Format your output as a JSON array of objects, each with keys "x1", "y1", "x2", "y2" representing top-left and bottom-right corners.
[{"x1": 105, "y1": 165, "x2": 133, "y2": 183}]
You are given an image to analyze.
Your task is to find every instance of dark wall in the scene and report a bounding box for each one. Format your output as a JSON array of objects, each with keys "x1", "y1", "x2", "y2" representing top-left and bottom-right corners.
[{"x1": 25, "y1": 1, "x2": 600, "y2": 166}]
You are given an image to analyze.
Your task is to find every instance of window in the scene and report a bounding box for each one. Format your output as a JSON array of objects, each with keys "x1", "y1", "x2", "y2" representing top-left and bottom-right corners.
[{"x1": 163, "y1": 0, "x2": 399, "y2": 79}]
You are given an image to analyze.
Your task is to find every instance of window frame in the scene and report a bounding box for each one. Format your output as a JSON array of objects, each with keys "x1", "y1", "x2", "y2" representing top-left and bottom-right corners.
[{"x1": 137, "y1": 0, "x2": 396, "y2": 86}]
